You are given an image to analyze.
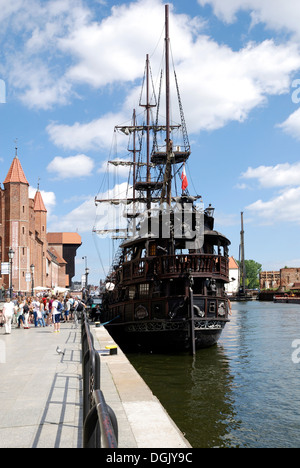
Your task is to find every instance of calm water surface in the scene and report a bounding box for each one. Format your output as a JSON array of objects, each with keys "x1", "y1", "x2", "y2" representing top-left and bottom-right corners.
[{"x1": 127, "y1": 302, "x2": 300, "y2": 448}]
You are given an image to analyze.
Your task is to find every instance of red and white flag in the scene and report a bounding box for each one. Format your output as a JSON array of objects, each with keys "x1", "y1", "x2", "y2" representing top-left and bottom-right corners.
[{"x1": 181, "y1": 164, "x2": 188, "y2": 191}]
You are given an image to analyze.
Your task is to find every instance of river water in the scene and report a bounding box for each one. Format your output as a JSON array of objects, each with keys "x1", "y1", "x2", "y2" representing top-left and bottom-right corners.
[{"x1": 127, "y1": 301, "x2": 300, "y2": 448}]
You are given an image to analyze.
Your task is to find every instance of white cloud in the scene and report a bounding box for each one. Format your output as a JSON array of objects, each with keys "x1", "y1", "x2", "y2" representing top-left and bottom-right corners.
[
  {"x1": 60, "y1": 0, "x2": 203, "y2": 87},
  {"x1": 242, "y1": 161, "x2": 300, "y2": 188},
  {"x1": 177, "y1": 38, "x2": 300, "y2": 134},
  {"x1": 98, "y1": 158, "x2": 131, "y2": 179},
  {"x1": 49, "y1": 196, "x2": 96, "y2": 232},
  {"x1": 29, "y1": 186, "x2": 56, "y2": 216},
  {"x1": 49, "y1": 182, "x2": 132, "y2": 233},
  {"x1": 7, "y1": 57, "x2": 73, "y2": 110},
  {"x1": 242, "y1": 161, "x2": 300, "y2": 224},
  {"x1": 1, "y1": 0, "x2": 91, "y2": 109},
  {"x1": 278, "y1": 108, "x2": 300, "y2": 141},
  {"x1": 46, "y1": 112, "x2": 126, "y2": 151},
  {"x1": 2, "y1": 0, "x2": 299, "y2": 126},
  {"x1": 47, "y1": 154, "x2": 95, "y2": 179},
  {"x1": 246, "y1": 187, "x2": 300, "y2": 224},
  {"x1": 47, "y1": 34, "x2": 300, "y2": 151},
  {"x1": 0, "y1": 0, "x2": 23, "y2": 25},
  {"x1": 198, "y1": 0, "x2": 300, "y2": 37}
]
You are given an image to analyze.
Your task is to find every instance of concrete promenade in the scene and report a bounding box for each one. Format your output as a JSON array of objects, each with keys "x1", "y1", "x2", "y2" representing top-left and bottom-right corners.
[
  {"x1": 0, "y1": 322, "x2": 82, "y2": 448},
  {"x1": 0, "y1": 319, "x2": 191, "y2": 449}
]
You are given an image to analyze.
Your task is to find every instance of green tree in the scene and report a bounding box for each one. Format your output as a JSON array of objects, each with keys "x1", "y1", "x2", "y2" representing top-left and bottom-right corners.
[{"x1": 238, "y1": 259, "x2": 262, "y2": 289}]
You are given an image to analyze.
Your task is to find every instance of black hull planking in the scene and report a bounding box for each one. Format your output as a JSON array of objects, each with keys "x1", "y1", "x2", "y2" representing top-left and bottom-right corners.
[{"x1": 104, "y1": 320, "x2": 227, "y2": 353}]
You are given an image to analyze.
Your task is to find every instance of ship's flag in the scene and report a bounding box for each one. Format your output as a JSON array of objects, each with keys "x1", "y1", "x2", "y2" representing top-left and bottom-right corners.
[{"x1": 181, "y1": 164, "x2": 188, "y2": 191}]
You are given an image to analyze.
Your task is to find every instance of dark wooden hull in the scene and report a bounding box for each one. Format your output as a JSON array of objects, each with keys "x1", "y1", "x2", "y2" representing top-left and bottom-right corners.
[
  {"x1": 105, "y1": 319, "x2": 228, "y2": 353},
  {"x1": 273, "y1": 297, "x2": 300, "y2": 304}
]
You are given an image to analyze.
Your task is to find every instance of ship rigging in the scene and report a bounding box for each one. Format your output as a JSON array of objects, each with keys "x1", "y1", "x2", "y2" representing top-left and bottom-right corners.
[{"x1": 94, "y1": 4, "x2": 231, "y2": 353}]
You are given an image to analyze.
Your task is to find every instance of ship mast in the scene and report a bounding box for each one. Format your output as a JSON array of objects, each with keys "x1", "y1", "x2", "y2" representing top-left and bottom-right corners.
[
  {"x1": 146, "y1": 54, "x2": 151, "y2": 209},
  {"x1": 165, "y1": 4, "x2": 172, "y2": 206},
  {"x1": 161, "y1": 4, "x2": 173, "y2": 205},
  {"x1": 240, "y1": 211, "x2": 246, "y2": 295}
]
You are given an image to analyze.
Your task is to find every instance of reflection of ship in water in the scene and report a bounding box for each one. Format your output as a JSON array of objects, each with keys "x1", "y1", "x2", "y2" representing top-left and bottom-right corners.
[
  {"x1": 128, "y1": 343, "x2": 237, "y2": 448},
  {"x1": 95, "y1": 5, "x2": 231, "y2": 353}
]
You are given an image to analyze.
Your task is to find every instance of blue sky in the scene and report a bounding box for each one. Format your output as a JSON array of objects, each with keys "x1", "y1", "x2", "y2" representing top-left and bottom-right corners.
[{"x1": 1, "y1": 0, "x2": 300, "y2": 284}]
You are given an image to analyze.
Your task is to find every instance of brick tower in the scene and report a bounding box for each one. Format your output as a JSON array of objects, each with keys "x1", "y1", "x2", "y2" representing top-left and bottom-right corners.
[
  {"x1": 33, "y1": 187, "x2": 48, "y2": 288},
  {"x1": 3, "y1": 150, "x2": 30, "y2": 292},
  {"x1": 0, "y1": 151, "x2": 81, "y2": 294}
]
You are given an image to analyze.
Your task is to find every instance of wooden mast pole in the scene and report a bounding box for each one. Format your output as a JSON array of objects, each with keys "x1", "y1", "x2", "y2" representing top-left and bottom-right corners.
[
  {"x1": 240, "y1": 212, "x2": 246, "y2": 295},
  {"x1": 165, "y1": 4, "x2": 172, "y2": 206},
  {"x1": 146, "y1": 54, "x2": 151, "y2": 210}
]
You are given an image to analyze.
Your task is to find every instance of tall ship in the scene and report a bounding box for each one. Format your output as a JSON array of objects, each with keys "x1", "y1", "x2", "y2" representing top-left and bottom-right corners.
[{"x1": 95, "y1": 5, "x2": 231, "y2": 353}]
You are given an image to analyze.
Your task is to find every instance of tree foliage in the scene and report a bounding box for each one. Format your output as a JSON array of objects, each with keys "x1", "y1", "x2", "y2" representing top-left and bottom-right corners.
[{"x1": 238, "y1": 259, "x2": 262, "y2": 289}]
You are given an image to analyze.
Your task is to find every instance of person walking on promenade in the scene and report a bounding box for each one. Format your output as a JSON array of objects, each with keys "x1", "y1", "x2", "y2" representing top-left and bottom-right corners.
[
  {"x1": 73, "y1": 297, "x2": 86, "y2": 329},
  {"x1": 12, "y1": 297, "x2": 19, "y2": 326},
  {"x1": 0, "y1": 306, "x2": 4, "y2": 329},
  {"x1": 64, "y1": 297, "x2": 70, "y2": 322},
  {"x1": 37, "y1": 301, "x2": 45, "y2": 327},
  {"x1": 51, "y1": 296, "x2": 61, "y2": 333},
  {"x1": 17, "y1": 297, "x2": 26, "y2": 328},
  {"x1": 45, "y1": 297, "x2": 52, "y2": 327},
  {"x1": 23, "y1": 298, "x2": 30, "y2": 329},
  {"x1": 3, "y1": 298, "x2": 15, "y2": 334},
  {"x1": 31, "y1": 296, "x2": 40, "y2": 328}
]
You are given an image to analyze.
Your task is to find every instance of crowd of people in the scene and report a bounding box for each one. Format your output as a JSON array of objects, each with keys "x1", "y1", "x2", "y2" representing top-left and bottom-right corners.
[{"x1": 0, "y1": 294, "x2": 86, "y2": 335}]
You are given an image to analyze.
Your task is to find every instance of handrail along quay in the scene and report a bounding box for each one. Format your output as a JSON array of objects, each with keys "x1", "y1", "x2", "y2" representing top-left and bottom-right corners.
[{"x1": 81, "y1": 310, "x2": 118, "y2": 448}]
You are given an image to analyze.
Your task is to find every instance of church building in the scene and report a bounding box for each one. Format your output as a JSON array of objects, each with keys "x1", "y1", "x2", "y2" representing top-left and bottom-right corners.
[{"x1": 0, "y1": 152, "x2": 81, "y2": 294}]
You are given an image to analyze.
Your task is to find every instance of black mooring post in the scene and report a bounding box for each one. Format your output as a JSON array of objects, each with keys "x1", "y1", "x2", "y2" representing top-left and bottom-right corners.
[{"x1": 189, "y1": 287, "x2": 196, "y2": 356}]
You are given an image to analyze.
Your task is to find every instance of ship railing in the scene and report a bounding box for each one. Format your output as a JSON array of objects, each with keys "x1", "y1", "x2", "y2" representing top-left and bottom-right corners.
[
  {"x1": 81, "y1": 311, "x2": 118, "y2": 448},
  {"x1": 122, "y1": 254, "x2": 228, "y2": 281}
]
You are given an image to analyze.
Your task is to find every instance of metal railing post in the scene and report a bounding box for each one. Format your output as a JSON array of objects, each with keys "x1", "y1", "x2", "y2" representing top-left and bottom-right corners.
[{"x1": 81, "y1": 310, "x2": 118, "y2": 448}]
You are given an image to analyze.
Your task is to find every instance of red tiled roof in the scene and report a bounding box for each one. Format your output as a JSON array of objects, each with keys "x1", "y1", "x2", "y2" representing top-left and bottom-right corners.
[
  {"x1": 34, "y1": 190, "x2": 47, "y2": 212},
  {"x1": 47, "y1": 232, "x2": 82, "y2": 245},
  {"x1": 48, "y1": 246, "x2": 67, "y2": 265},
  {"x1": 4, "y1": 157, "x2": 29, "y2": 185},
  {"x1": 229, "y1": 257, "x2": 239, "y2": 269}
]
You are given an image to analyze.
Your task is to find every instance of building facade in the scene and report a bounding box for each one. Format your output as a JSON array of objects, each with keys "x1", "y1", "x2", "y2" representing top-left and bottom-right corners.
[
  {"x1": 260, "y1": 268, "x2": 300, "y2": 290},
  {"x1": 0, "y1": 154, "x2": 81, "y2": 294},
  {"x1": 225, "y1": 257, "x2": 239, "y2": 295}
]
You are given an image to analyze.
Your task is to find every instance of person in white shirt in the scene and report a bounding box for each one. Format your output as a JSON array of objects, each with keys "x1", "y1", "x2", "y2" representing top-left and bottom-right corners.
[
  {"x1": 3, "y1": 298, "x2": 16, "y2": 334},
  {"x1": 51, "y1": 296, "x2": 61, "y2": 333}
]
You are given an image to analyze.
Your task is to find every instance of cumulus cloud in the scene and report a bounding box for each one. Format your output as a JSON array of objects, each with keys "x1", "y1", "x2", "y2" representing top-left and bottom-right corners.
[
  {"x1": 176, "y1": 38, "x2": 300, "y2": 134},
  {"x1": 98, "y1": 158, "x2": 131, "y2": 179},
  {"x1": 278, "y1": 108, "x2": 300, "y2": 141},
  {"x1": 2, "y1": 0, "x2": 299, "y2": 129},
  {"x1": 47, "y1": 33, "x2": 300, "y2": 151},
  {"x1": 1, "y1": 0, "x2": 92, "y2": 109},
  {"x1": 48, "y1": 196, "x2": 96, "y2": 232},
  {"x1": 46, "y1": 112, "x2": 126, "y2": 151},
  {"x1": 242, "y1": 162, "x2": 300, "y2": 188},
  {"x1": 198, "y1": 0, "x2": 300, "y2": 36},
  {"x1": 242, "y1": 161, "x2": 300, "y2": 224},
  {"x1": 47, "y1": 154, "x2": 95, "y2": 179},
  {"x1": 246, "y1": 187, "x2": 300, "y2": 224},
  {"x1": 49, "y1": 182, "x2": 131, "y2": 232}
]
